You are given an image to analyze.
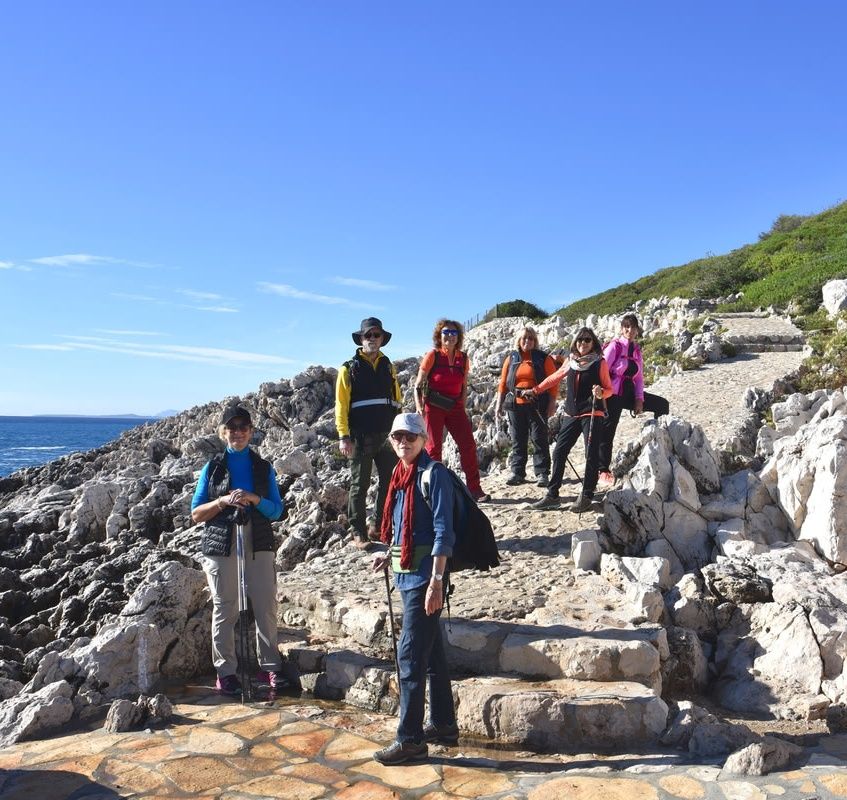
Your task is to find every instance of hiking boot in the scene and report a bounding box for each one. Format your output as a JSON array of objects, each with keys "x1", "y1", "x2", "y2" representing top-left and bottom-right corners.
[
  {"x1": 532, "y1": 493, "x2": 560, "y2": 509},
  {"x1": 268, "y1": 670, "x2": 294, "y2": 691},
  {"x1": 423, "y1": 722, "x2": 460, "y2": 745},
  {"x1": 570, "y1": 494, "x2": 593, "y2": 513},
  {"x1": 472, "y1": 490, "x2": 491, "y2": 503},
  {"x1": 536, "y1": 475, "x2": 549, "y2": 488},
  {"x1": 367, "y1": 523, "x2": 382, "y2": 542},
  {"x1": 505, "y1": 475, "x2": 525, "y2": 486},
  {"x1": 216, "y1": 673, "x2": 241, "y2": 697},
  {"x1": 373, "y1": 740, "x2": 428, "y2": 765},
  {"x1": 597, "y1": 471, "x2": 615, "y2": 489}
]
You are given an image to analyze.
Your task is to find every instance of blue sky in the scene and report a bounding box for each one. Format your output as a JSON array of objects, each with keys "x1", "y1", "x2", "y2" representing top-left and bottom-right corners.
[{"x1": 1, "y1": 1, "x2": 845, "y2": 415}]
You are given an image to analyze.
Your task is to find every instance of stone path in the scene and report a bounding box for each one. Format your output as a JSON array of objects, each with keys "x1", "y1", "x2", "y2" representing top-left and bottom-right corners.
[
  {"x1": 615, "y1": 314, "x2": 805, "y2": 451},
  {"x1": 2, "y1": 682, "x2": 846, "y2": 799}
]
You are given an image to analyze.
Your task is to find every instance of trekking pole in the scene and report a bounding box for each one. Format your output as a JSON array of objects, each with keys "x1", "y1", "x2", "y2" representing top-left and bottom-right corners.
[
  {"x1": 579, "y1": 394, "x2": 599, "y2": 518},
  {"x1": 533, "y1": 404, "x2": 581, "y2": 483},
  {"x1": 383, "y1": 566, "x2": 401, "y2": 701},
  {"x1": 235, "y1": 507, "x2": 254, "y2": 703}
]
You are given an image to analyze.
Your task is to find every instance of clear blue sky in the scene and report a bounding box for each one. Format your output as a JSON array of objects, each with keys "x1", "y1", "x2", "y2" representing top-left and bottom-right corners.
[{"x1": 2, "y1": 1, "x2": 845, "y2": 415}]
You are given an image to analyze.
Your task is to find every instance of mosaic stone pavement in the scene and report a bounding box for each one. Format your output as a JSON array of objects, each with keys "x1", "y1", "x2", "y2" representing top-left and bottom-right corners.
[{"x1": 1, "y1": 681, "x2": 847, "y2": 799}]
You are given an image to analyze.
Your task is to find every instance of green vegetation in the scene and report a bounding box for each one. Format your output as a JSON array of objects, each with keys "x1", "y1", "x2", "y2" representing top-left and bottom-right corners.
[
  {"x1": 556, "y1": 202, "x2": 847, "y2": 321},
  {"x1": 797, "y1": 313, "x2": 847, "y2": 393},
  {"x1": 483, "y1": 299, "x2": 548, "y2": 322}
]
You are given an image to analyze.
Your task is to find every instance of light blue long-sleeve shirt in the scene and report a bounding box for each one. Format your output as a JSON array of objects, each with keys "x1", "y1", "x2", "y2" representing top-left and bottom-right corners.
[{"x1": 191, "y1": 446, "x2": 283, "y2": 520}]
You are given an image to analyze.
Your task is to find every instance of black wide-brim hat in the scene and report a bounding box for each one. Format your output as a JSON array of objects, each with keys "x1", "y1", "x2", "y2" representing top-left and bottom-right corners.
[{"x1": 352, "y1": 316, "x2": 392, "y2": 346}]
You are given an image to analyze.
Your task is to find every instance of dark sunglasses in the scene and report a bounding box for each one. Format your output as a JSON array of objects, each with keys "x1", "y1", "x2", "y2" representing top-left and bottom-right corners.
[
  {"x1": 576, "y1": 337, "x2": 593, "y2": 344},
  {"x1": 225, "y1": 422, "x2": 251, "y2": 432},
  {"x1": 441, "y1": 328, "x2": 459, "y2": 336},
  {"x1": 362, "y1": 330, "x2": 382, "y2": 340},
  {"x1": 390, "y1": 431, "x2": 419, "y2": 443}
]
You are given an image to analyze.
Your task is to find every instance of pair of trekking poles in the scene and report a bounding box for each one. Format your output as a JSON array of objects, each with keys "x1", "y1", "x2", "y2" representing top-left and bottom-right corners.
[
  {"x1": 234, "y1": 507, "x2": 255, "y2": 704},
  {"x1": 513, "y1": 390, "x2": 605, "y2": 493}
]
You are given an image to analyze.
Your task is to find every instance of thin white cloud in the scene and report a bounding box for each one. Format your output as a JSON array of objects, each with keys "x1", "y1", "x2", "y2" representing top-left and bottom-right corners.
[
  {"x1": 16, "y1": 336, "x2": 294, "y2": 367},
  {"x1": 330, "y1": 276, "x2": 398, "y2": 292},
  {"x1": 30, "y1": 253, "x2": 157, "y2": 269},
  {"x1": 94, "y1": 329, "x2": 165, "y2": 337},
  {"x1": 111, "y1": 292, "x2": 161, "y2": 303},
  {"x1": 17, "y1": 344, "x2": 76, "y2": 351},
  {"x1": 195, "y1": 305, "x2": 238, "y2": 313},
  {"x1": 0, "y1": 260, "x2": 32, "y2": 272},
  {"x1": 110, "y1": 292, "x2": 238, "y2": 313},
  {"x1": 177, "y1": 289, "x2": 222, "y2": 302},
  {"x1": 258, "y1": 281, "x2": 380, "y2": 310}
]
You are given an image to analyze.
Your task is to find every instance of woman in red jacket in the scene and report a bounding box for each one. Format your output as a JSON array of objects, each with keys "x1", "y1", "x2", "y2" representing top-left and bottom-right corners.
[{"x1": 414, "y1": 319, "x2": 489, "y2": 502}]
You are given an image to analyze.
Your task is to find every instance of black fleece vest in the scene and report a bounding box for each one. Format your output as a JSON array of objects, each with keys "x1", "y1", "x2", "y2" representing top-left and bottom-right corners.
[
  {"x1": 506, "y1": 349, "x2": 548, "y2": 392},
  {"x1": 347, "y1": 353, "x2": 397, "y2": 434},
  {"x1": 201, "y1": 449, "x2": 275, "y2": 556},
  {"x1": 564, "y1": 359, "x2": 603, "y2": 417}
]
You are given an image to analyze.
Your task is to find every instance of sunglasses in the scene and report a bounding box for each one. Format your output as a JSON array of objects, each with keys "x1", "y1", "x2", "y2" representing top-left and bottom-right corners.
[
  {"x1": 441, "y1": 329, "x2": 459, "y2": 336},
  {"x1": 390, "y1": 431, "x2": 419, "y2": 443},
  {"x1": 226, "y1": 422, "x2": 251, "y2": 432},
  {"x1": 576, "y1": 337, "x2": 593, "y2": 344},
  {"x1": 362, "y1": 330, "x2": 382, "y2": 340}
]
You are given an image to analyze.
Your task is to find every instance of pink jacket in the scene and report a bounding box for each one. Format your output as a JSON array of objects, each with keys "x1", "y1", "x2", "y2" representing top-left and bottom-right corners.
[{"x1": 603, "y1": 337, "x2": 644, "y2": 401}]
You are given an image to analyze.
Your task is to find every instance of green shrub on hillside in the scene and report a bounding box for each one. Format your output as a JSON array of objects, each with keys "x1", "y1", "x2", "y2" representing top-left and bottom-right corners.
[
  {"x1": 483, "y1": 299, "x2": 548, "y2": 322},
  {"x1": 556, "y1": 201, "x2": 847, "y2": 321},
  {"x1": 798, "y1": 321, "x2": 847, "y2": 392}
]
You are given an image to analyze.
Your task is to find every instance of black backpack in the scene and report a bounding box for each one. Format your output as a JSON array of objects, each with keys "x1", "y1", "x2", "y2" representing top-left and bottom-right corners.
[{"x1": 421, "y1": 462, "x2": 499, "y2": 572}]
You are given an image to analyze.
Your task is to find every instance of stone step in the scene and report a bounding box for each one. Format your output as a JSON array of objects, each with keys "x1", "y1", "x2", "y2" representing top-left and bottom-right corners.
[
  {"x1": 728, "y1": 342, "x2": 805, "y2": 353},
  {"x1": 280, "y1": 588, "x2": 667, "y2": 691},
  {"x1": 454, "y1": 675, "x2": 669, "y2": 752},
  {"x1": 446, "y1": 618, "x2": 667, "y2": 693},
  {"x1": 281, "y1": 644, "x2": 669, "y2": 752}
]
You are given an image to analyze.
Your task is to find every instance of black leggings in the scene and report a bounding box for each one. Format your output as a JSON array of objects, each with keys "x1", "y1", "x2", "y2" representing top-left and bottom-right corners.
[{"x1": 597, "y1": 390, "x2": 669, "y2": 472}]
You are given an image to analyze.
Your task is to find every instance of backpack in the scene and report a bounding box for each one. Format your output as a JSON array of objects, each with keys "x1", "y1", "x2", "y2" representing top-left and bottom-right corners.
[{"x1": 421, "y1": 462, "x2": 499, "y2": 572}]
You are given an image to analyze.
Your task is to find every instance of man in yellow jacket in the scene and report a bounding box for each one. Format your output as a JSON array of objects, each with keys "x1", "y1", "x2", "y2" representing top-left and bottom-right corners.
[{"x1": 335, "y1": 317, "x2": 402, "y2": 549}]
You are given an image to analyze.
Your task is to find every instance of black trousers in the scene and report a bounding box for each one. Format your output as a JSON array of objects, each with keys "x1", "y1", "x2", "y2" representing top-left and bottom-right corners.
[
  {"x1": 597, "y1": 389, "x2": 670, "y2": 472},
  {"x1": 549, "y1": 415, "x2": 602, "y2": 499},
  {"x1": 506, "y1": 402, "x2": 550, "y2": 479}
]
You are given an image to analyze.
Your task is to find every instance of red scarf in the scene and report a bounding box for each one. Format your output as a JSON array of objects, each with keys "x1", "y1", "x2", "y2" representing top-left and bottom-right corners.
[{"x1": 380, "y1": 455, "x2": 420, "y2": 570}]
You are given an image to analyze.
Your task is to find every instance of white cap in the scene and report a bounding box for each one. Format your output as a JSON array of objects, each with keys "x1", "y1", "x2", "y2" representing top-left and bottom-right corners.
[{"x1": 390, "y1": 412, "x2": 427, "y2": 439}]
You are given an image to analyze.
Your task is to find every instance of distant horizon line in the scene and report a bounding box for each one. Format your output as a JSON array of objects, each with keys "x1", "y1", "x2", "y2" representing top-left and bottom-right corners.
[{"x1": 0, "y1": 413, "x2": 170, "y2": 420}]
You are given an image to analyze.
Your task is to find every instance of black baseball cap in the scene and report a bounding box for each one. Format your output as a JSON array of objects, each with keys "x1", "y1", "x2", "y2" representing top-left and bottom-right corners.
[{"x1": 220, "y1": 404, "x2": 252, "y2": 426}]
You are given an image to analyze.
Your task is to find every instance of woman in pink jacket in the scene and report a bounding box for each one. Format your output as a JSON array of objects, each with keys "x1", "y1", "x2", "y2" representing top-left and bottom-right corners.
[{"x1": 597, "y1": 314, "x2": 669, "y2": 487}]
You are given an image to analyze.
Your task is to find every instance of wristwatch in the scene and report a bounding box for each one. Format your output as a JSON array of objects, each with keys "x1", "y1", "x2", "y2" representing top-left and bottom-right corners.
[{"x1": 431, "y1": 572, "x2": 444, "y2": 582}]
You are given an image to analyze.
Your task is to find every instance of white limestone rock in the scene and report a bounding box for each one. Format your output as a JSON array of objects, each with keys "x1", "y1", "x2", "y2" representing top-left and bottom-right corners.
[
  {"x1": 602, "y1": 489, "x2": 664, "y2": 555},
  {"x1": 663, "y1": 417, "x2": 721, "y2": 494},
  {"x1": 722, "y1": 736, "x2": 802, "y2": 776},
  {"x1": 622, "y1": 438, "x2": 673, "y2": 500},
  {"x1": 662, "y1": 501, "x2": 711, "y2": 571},
  {"x1": 822, "y1": 278, "x2": 847, "y2": 317},
  {"x1": 714, "y1": 603, "x2": 824, "y2": 717},
  {"x1": 0, "y1": 679, "x2": 75, "y2": 746},
  {"x1": 760, "y1": 411, "x2": 847, "y2": 564},
  {"x1": 571, "y1": 530, "x2": 601, "y2": 572},
  {"x1": 670, "y1": 458, "x2": 700, "y2": 511}
]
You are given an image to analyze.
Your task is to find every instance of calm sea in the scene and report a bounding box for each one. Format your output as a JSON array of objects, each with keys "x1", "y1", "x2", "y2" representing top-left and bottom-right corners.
[{"x1": 0, "y1": 416, "x2": 157, "y2": 477}]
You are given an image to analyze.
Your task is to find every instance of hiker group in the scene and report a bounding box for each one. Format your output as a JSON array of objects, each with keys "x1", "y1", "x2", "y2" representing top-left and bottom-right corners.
[{"x1": 189, "y1": 312, "x2": 669, "y2": 766}]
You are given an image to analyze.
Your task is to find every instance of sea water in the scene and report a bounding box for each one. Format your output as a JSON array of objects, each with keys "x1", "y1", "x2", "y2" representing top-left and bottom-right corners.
[{"x1": 0, "y1": 416, "x2": 156, "y2": 477}]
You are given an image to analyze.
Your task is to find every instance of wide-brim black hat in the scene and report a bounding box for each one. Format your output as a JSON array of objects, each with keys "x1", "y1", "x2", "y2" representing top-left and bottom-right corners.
[{"x1": 352, "y1": 317, "x2": 392, "y2": 346}]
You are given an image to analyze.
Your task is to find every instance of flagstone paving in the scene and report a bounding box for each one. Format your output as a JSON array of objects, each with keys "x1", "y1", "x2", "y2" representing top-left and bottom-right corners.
[{"x1": 1, "y1": 682, "x2": 845, "y2": 799}]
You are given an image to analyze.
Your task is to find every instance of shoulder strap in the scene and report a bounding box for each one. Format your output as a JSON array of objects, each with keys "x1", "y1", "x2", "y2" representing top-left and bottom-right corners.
[{"x1": 421, "y1": 461, "x2": 436, "y2": 506}]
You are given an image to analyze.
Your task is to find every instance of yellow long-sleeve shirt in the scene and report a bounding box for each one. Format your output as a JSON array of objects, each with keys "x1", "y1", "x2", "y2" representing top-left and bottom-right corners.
[{"x1": 335, "y1": 350, "x2": 403, "y2": 438}]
